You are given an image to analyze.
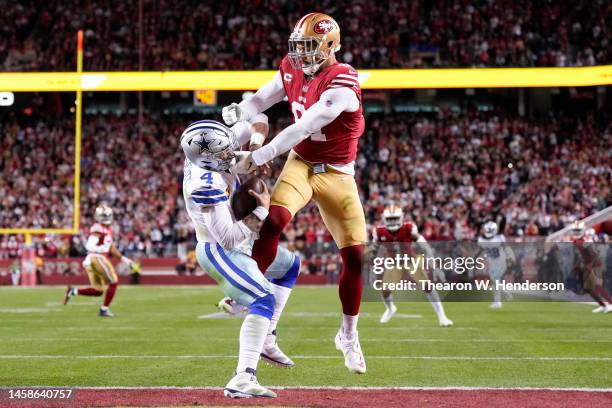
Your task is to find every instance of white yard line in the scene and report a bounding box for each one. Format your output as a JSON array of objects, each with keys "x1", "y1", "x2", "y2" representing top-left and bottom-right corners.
[
  {"x1": 2, "y1": 337, "x2": 610, "y2": 344},
  {"x1": 0, "y1": 385, "x2": 610, "y2": 392},
  {"x1": 1, "y1": 355, "x2": 611, "y2": 361}
]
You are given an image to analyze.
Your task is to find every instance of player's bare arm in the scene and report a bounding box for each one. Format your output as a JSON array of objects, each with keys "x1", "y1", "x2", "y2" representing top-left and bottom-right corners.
[{"x1": 241, "y1": 183, "x2": 271, "y2": 232}]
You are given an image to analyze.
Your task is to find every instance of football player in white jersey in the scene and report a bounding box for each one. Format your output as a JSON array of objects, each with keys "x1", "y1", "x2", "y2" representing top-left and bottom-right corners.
[
  {"x1": 477, "y1": 221, "x2": 515, "y2": 309},
  {"x1": 180, "y1": 118, "x2": 301, "y2": 399},
  {"x1": 63, "y1": 204, "x2": 138, "y2": 317}
]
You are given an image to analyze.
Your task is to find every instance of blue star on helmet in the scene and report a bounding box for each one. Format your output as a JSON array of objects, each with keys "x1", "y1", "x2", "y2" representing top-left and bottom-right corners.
[{"x1": 194, "y1": 134, "x2": 214, "y2": 154}]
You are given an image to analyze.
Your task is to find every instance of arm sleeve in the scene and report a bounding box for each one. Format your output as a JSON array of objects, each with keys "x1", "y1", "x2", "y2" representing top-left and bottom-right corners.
[
  {"x1": 238, "y1": 72, "x2": 286, "y2": 118},
  {"x1": 251, "y1": 87, "x2": 359, "y2": 165},
  {"x1": 415, "y1": 232, "x2": 435, "y2": 259},
  {"x1": 200, "y1": 203, "x2": 254, "y2": 250}
]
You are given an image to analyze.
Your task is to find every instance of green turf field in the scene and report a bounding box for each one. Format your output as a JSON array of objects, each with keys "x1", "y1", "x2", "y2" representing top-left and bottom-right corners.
[{"x1": 1, "y1": 286, "x2": 611, "y2": 389}]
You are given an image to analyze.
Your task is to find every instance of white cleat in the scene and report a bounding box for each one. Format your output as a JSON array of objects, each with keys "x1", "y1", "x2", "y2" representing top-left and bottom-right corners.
[
  {"x1": 335, "y1": 329, "x2": 366, "y2": 374},
  {"x1": 438, "y1": 316, "x2": 454, "y2": 327},
  {"x1": 604, "y1": 304, "x2": 612, "y2": 314},
  {"x1": 380, "y1": 303, "x2": 397, "y2": 323},
  {"x1": 261, "y1": 331, "x2": 295, "y2": 368},
  {"x1": 223, "y1": 370, "x2": 277, "y2": 398},
  {"x1": 489, "y1": 302, "x2": 503, "y2": 309},
  {"x1": 217, "y1": 297, "x2": 247, "y2": 316},
  {"x1": 592, "y1": 305, "x2": 606, "y2": 314}
]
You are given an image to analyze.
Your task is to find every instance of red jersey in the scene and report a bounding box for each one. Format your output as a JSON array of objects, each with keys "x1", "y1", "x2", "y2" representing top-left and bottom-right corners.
[
  {"x1": 88, "y1": 223, "x2": 113, "y2": 255},
  {"x1": 279, "y1": 55, "x2": 365, "y2": 164},
  {"x1": 374, "y1": 223, "x2": 418, "y2": 243}
]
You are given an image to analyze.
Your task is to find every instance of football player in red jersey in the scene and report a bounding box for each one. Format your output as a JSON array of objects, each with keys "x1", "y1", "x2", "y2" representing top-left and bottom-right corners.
[
  {"x1": 570, "y1": 221, "x2": 612, "y2": 313},
  {"x1": 222, "y1": 13, "x2": 367, "y2": 373},
  {"x1": 372, "y1": 205, "x2": 453, "y2": 326},
  {"x1": 63, "y1": 204, "x2": 138, "y2": 317}
]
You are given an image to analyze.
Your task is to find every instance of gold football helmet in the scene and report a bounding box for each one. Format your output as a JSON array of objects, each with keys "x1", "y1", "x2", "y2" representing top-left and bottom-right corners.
[
  {"x1": 288, "y1": 12, "x2": 341, "y2": 76},
  {"x1": 94, "y1": 203, "x2": 113, "y2": 225}
]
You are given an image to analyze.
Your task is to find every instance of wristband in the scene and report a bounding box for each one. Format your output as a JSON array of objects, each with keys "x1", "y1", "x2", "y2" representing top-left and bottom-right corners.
[
  {"x1": 252, "y1": 206, "x2": 269, "y2": 221},
  {"x1": 250, "y1": 132, "x2": 266, "y2": 147}
]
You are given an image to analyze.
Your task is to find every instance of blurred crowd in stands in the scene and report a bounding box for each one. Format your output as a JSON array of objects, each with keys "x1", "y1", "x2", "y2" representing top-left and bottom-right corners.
[
  {"x1": 4, "y1": 107, "x2": 609, "y2": 273},
  {"x1": 1, "y1": 0, "x2": 609, "y2": 71}
]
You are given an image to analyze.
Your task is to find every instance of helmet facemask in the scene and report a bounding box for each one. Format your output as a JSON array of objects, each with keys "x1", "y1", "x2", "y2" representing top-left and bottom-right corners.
[
  {"x1": 95, "y1": 205, "x2": 113, "y2": 225},
  {"x1": 288, "y1": 34, "x2": 331, "y2": 76},
  {"x1": 384, "y1": 215, "x2": 402, "y2": 232}
]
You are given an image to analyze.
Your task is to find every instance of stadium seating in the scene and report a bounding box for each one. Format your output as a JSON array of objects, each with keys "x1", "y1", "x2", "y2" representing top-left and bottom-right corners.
[{"x1": 1, "y1": 0, "x2": 609, "y2": 71}]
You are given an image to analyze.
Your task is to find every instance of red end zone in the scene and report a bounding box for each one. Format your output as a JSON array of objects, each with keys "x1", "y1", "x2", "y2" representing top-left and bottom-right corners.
[{"x1": 3, "y1": 388, "x2": 612, "y2": 408}]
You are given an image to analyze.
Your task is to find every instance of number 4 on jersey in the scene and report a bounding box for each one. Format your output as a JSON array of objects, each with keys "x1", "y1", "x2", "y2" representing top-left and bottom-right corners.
[{"x1": 200, "y1": 172, "x2": 213, "y2": 184}]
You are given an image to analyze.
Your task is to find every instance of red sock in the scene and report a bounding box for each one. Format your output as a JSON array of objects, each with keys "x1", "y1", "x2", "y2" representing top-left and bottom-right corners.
[
  {"x1": 589, "y1": 290, "x2": 606, "y2": 306},
  {"x1": 103, "y1": 283, "x2": 118, "y2": 307},
  {"x1": 594, "y1": 285, "x2": 612, "y2": 304},
  {"x1": 252, "y1": 205, "x2": 292, "y2": 273},
  {"x1": 338, "y1": 244, "x2": 364, "y2": 316},
  {"x1": 77, "y1": 288, "x2": 103, "y2": 296}
]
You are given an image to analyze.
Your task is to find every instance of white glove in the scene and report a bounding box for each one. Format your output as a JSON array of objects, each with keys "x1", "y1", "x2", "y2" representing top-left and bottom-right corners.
[
  {"x1": 222, "y1": 103, "x2": 249, "y2": 126},
  {"x1": 121, "y1": 256, "x2": 134, "y2": 266},
  {"x1": 433, "y1": 268, "x2": 446, "y2": 282},
  {"x1": 233, "y1": 151, "x2": 257, "y2": 174}
]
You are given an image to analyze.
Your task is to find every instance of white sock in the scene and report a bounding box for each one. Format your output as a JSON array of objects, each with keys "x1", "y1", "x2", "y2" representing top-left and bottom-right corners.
[
  {"x1": 237, "y1": 314, "x2": 270, "y2": 373},
  {"x1": 267, "y1": 283, "x2": 292, "y2": 336},
  {"x1": 342, "y1": 314, "x2": 359, "y2": 337},
  {"x1": 493, "y1": 287, "x2": 502, "y2": 303},
  {"x1": 382, "y1": 293, "x2": 394, "y2": 309},
  {"x1": 426, "y1": 291, "x2": 446, "y2": 319}
]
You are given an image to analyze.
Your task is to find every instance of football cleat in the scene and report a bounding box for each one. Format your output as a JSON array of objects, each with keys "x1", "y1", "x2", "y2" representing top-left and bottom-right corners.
[
  {"x1": 224, "y1": 369, "x2": 277, "y2": 398},
  {"x1": 592, "y1": 305, "x2": 606, "y2": 314},
  {"x1": 217, "y1": 297, "x2": 248, "y2": 316},
  {"x1": 99, "y1": 307, "x2": 115, "y2": 317},
  {"x1": 261, "y1": 330, "x2": 295, "y2": 368},
  {"x1": 335, "y1": 329, "x2": 366, "y2": 374},
  {"x1": 605, "y1": 304, "x2": 612, "y2": 314},
  {"x1": 63, "y1": 286, "x2": 75, "y2": 305},
  {"x1": 439, "y1": 316, "x2": 454, "y2": 327},
  {"x1": 489, "y1": 302, "x2": 502, "y2": 309},
  {"x1": 380, "y1": 303, "x2": 397, "y2": 324}
]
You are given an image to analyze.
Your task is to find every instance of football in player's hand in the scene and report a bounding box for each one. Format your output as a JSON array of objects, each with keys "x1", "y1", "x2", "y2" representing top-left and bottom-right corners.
[{"x1": 231, "y1": 176, "x2": 266, "y2": 220}]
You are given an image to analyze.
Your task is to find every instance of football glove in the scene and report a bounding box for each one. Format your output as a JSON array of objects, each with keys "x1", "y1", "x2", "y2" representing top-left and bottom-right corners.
[
  {"x1": 222, "y1": 103, "x2": 249, "y2": 126},
  {"x1": 233, "y1": 151, "x2": 258, "y2": 174}
]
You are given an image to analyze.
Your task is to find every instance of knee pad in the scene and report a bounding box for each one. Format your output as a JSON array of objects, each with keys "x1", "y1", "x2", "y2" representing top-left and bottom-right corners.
[
  {"x1": 249, "y1": 293, "x2": 275, "y2": 320},
  {"x1": 270, "y1": 255, "x2": 301, "y2": 289}
]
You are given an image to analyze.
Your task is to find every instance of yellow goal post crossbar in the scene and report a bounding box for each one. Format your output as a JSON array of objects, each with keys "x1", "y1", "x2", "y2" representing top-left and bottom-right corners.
[{"x1": 0, "y1": 65, "x2": 611, "y2": 92}]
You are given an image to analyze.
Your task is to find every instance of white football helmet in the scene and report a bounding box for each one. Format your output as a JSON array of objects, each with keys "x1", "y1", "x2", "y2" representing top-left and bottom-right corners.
[
  {"x1": 180, "y1": 120, "x2": 239, "y2": 171},
  {"x1": 382, "y1": 205, "x2": 403, "y2": 232},
  {"x1": 570, "y1": 221, "x2": 586, "y2": 239},
  {"x1": 94, "y1": 203, "x2": 113, "y2": 225},
  {"x1": 482, "y1": 221, "x2": 498, "y2": 238}
]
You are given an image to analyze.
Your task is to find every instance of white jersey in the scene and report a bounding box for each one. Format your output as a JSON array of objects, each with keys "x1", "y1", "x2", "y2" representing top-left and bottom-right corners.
[
  {"x1": 478, "y1": 234, "x2": 508, "y2": 265},
  {"x1": 182, "y1": 121, "x2": 258, "y2": 254}
]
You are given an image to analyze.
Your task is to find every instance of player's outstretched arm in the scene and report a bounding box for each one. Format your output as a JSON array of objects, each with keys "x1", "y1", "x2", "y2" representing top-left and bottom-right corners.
[
  {"x1": 222, "y1": 72, "x2": 286, "y2": 126},
  {"x1": 251, "y1": 87, "x2": 359, "y2": 166}
]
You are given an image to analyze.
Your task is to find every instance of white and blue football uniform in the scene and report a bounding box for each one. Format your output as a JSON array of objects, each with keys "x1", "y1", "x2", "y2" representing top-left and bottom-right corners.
[
  {"x1": 182, "y1": 120, "x2": 300, "y2": 314},
  {"x1": 478, "y1": 234, "x2": 508, "y2": 280}
]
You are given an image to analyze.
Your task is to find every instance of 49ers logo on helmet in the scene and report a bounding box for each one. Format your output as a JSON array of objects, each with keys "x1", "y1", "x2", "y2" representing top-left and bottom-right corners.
[{"x1": 314, "y1": 19, "x2": 335, "y2": 34}]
